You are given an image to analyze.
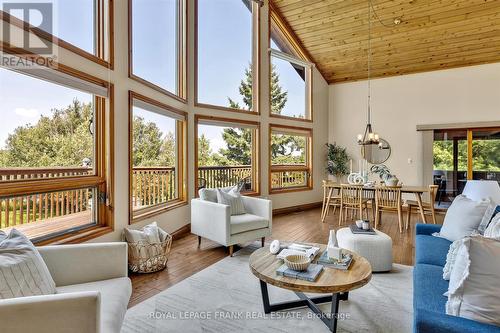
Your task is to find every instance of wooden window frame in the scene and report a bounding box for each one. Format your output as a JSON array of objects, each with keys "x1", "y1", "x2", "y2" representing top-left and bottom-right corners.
[
  {"x1": 194, "y1": 0, "x2": 260, "y2": 115},
  {"x1": 0, "y1": 49, "x2": 114, "y2": 245},
  {"x1": 268, "y1": 4, "x2": 313, "y2": 123},
  {"x1": 0, "y1": 0, "x2": 114, "y2": 69},
  {"x1": 128, "y1": 91, "x2": 188, "y2": 224},
  {"x1": 128, "y1": 0, "x2": 187, "y2": 103},
  {"x1": 194, "y1": 115, "x2": 260, "y2": 196},
  {"x1": 269, "y1": 124, "x2": 313, "y2": 194}
]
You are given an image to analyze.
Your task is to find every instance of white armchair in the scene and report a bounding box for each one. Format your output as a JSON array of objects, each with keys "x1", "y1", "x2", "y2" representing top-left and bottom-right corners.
[
  {"x1": 0, "y1": 242, "x2": 131, "y2": 333},
  {"x1": 191, "y1": 196, "x2": 272, "y2": 256}
]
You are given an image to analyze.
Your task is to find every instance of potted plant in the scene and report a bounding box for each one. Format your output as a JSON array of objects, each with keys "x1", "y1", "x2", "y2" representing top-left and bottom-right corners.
[
  {"x1": 370, "y1": 164, "x2": 399, "y2": 186},
  {"x1": 326, "y1": 143, "x2": 349, "y2": 182}
]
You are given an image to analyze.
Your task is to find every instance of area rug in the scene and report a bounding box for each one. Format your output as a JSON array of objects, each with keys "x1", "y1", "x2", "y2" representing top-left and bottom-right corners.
[{"x1": 122, "y1": 244, "x2": 413, "y2": 333}]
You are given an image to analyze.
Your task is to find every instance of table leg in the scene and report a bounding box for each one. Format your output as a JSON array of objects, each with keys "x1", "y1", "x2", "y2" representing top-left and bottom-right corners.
[
  {"x1": 322, "y1": 187, "x2": 333, "y2": 222},
  {"x1": 430, "y1": 201, "x2": 437, "y2": 225},
  {"x1": 258, "y1": 280, "x2": 348, "y2": 333},
  {"x1": 415, "y1": 193, "x2": 427, "y2": 224},
  {"x1": 321, "y1": 185, "x2": 327, "y2": 220}
]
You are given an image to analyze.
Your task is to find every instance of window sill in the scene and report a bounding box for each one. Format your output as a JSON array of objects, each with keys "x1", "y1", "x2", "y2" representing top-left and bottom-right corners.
[
  {"x1": 269, "y1": 186, "x2": 313, "y2": 195},
  {"x1": 131, "y1": 200, "x2": 188, "y2": 224},
  {"x1": 34, "y1": 225, "x2": 114, "y2": 246},
  {"x1": 129, "y1": 74, "x2": 187, "y2": 104},
  {"x1": 269, "y1": 113, "x2": 312, "y2": 123},
  {"x1": 194, "y1": 102, "x2": 260, "y2": 116}
]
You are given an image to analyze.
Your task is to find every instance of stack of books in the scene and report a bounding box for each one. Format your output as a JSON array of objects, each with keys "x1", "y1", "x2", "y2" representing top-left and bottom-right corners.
[
  {"x1": 350, "y1": 223, "x2": 376, "y2": 235},
  {"x1": 317, "y1": 251, "x2": 353, "y2": 270},
  {"x1": 276, "y1": 263, "x2": 324, "y2": 282}
]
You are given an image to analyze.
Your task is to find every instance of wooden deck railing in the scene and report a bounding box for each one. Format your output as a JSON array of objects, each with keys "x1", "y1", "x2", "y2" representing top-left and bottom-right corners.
[
  {"x1": 197, "y1": 165, "x2": 252, "y2": 189},
  {"x1": 0, "y1": 167, "x2": 93, "y2": 229},
  {"x1": 131, "y1": 167, "x2": 177, "y2": 209},
  {"x1": 0, "y1": 164, "x2": 309, "y2": 228},
  {"x1": 270, "y1": 165, "x2": 309, "y2": 190}
]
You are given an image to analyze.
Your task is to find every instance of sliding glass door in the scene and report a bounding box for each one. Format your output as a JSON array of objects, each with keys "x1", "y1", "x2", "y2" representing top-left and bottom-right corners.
[{"x1": 432, "y1": 127, "x2": 500, "y2": 207}]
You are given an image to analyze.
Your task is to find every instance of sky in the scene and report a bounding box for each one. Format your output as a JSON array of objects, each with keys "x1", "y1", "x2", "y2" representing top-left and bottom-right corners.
[{"x1": 0, "y1": 0, "x2": 306, "y2": 153}]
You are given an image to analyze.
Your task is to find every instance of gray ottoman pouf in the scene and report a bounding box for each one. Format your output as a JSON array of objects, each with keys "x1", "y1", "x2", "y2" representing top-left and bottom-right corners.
[{"x1": 336, "y1": 227, "x2": 393, "y2": 272}]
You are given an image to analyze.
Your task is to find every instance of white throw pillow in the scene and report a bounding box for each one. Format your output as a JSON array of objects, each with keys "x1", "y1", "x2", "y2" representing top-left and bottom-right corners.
[
  {"x1": 199, "y1": 186, "x2": 235, "y2": 202},
  {"x1": 0, "y1": 229, "x2": 56, "y2": 299},
  {"x1": 124, "y1": 222, "x2": 163, "y2": 244},
  {"x1": 216, "y1": 189, "x2": 246, "y2": 215},
  {"x1": 443, "y1": 238, "x2": 463, "y2": 280},
  {"x1": 439, "y1": 195, "x2": 490, "y2": 242},
  {"x1": 446, "y1": 236, "x2": 500, "y2": 326},
  {"x1": 484, "y1": 214, "x2": 500, "y2": 240}
]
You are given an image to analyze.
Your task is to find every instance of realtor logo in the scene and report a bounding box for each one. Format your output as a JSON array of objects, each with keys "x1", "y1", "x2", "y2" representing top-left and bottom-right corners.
[{"x1": 2, "y1": 2, "x2": 53, "y2": 54}]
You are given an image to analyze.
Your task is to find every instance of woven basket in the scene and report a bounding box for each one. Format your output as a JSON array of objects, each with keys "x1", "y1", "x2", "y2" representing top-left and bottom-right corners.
[{"x1": 127, "y1": 234, "x2": 172, "y2": 273}]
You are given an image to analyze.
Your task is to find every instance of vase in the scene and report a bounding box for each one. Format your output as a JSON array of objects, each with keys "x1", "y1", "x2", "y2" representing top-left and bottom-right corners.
[{"x1": 385, "y1": 177, "x2": 399, "y2": 187}]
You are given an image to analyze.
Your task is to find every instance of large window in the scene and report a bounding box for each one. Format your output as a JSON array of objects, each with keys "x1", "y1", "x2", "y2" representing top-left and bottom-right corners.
[
  {"x1": 129, "y1": 92, "x2": 187, "y2": 222},
  {"x1": 196, "y1": 0, "x2": 259, "y2": 112},
  {"x1": 269, "y1": 11, "x2": 312, "y2": 120},
  {"x1": 130, "y1": 0, "x2": 186, "y2": 99},
  {"x1": 0, "y1": 61, "x2": 112, "y2": 243},
  {"x1": 0, "y1": 0, "x2": 112, "y2": 65},
  {"x1": 270, "y1": 125, "x2": 312, "y2": 193},
  {"x1": 433, "y1": 127, "x2": 500, "y2": 207},
  {"x1": 195, "y1": 116, "x2": 259, "y2": 194}
]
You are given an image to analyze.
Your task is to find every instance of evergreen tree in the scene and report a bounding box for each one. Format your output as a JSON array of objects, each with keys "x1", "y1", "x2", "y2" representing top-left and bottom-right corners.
[
  {"x1": 197, "y1": 134, "x2": 214, "y2": 166},
  {"x1": 221, "y1": 64, "x2": 304, "y2": 166}
]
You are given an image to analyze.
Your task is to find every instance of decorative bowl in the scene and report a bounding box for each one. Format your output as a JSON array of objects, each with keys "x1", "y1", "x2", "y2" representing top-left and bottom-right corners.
[{"x1": 284, "y1": 254, "x2": 311, "y2": 271}]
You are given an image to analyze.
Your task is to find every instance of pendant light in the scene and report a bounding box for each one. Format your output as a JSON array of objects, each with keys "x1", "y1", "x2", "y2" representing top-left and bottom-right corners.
[{"x1": 357, "y1": 0, "x2": 380, "y2": 146}]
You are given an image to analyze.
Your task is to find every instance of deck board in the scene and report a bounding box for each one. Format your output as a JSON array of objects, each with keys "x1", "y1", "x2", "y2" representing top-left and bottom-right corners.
[{"x1": 1, "y1": 211, "x2": 92, "y2": 239}]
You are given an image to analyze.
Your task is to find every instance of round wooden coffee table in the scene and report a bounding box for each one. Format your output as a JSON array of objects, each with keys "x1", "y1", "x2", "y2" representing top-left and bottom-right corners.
[{"x1": 249, "y1": 243, "x2": 372, "y2": 333}]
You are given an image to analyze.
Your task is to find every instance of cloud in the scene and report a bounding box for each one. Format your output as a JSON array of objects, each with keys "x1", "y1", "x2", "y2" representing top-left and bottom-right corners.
[{"x1": 14, "y1": 108, "x2": 39, "y2": 118}]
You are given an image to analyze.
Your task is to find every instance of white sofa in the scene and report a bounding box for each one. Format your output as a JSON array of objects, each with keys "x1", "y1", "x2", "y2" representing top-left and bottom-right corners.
[
  {"x1": 191, "y1": 196, "x2": 272, "y2": 255},
  {"x1": 0, "y1": 242, "x2": 131, "y2": 333}
]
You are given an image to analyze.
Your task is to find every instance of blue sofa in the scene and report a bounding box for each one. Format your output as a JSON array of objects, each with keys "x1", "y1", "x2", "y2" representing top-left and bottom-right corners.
[{"x1": 413, "y1": 224, "x2": 500, "y2": 333}]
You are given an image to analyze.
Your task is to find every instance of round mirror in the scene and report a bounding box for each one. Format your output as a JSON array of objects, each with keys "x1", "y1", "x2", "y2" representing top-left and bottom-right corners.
[{"x1": 361, "y1": 138, "x2": 391, "y2": 164}]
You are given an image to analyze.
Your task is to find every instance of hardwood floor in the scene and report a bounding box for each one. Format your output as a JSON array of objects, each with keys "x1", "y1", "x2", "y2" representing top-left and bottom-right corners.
[{"x1": 128, "y1": 206, "x2": 444, "y2": 307}]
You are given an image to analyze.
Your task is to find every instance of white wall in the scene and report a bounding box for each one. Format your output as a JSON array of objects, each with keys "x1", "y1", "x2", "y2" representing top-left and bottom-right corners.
[
  {"x1": 36, "y1": 0, "x2": 328, "y2": 242},
  {"x1": 328, "y1": 63, "x2": 500, "y2": 188}
]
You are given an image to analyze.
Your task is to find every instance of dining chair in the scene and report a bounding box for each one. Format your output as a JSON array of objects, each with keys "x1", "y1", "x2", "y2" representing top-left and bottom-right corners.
[
  {"x1": 339, "y1": 184, "x2": 370, "y2": 226},
  {"x1": 363, "y1": 188, "x2": 376, "y2": 221},
  {"x1": 406, "y1": 185, "x2": 444, "y2": 229},
  {"x1": 375, "y1": 186, "x2": 404, "y2": 233},
  {"x1": 321, "y1": 180, "x2": 340, "y2": 222}
]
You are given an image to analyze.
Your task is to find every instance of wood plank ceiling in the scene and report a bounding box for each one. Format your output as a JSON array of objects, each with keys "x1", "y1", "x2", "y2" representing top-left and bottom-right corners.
[{"x1": 271, "y1": 0, "x2": 500, "y2": 83}]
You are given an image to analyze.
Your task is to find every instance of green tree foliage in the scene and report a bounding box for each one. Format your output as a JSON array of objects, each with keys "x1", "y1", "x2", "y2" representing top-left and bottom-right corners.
[
  {"x1": 132, "y1": 116, "x2": 175, "y2": 167},
  {"x1": 0, "y1": 100, "x2": 176, "y2": 169},
  {"x1": 433, "y1": 140, "x2": 500, "y2": 172},
  {"x1": 0, "y1": 100, "x2": 93, "y2": 168},
  {"x1": 471, "y1": 139, "x2": 500, "y2": 171},
  {"x1": 197, "y1": 134, "x2": 215, "y2": 166}
]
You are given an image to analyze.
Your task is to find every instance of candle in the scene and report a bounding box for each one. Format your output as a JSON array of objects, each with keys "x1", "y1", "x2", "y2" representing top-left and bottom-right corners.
[{"x1": 350, "y1": 159, "x2": 353, "y2": 174}]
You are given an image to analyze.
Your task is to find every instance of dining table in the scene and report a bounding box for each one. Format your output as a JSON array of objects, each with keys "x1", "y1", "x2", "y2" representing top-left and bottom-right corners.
[{"x1": 321, "y1": 181, "x2": 434, "y2": 224}]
